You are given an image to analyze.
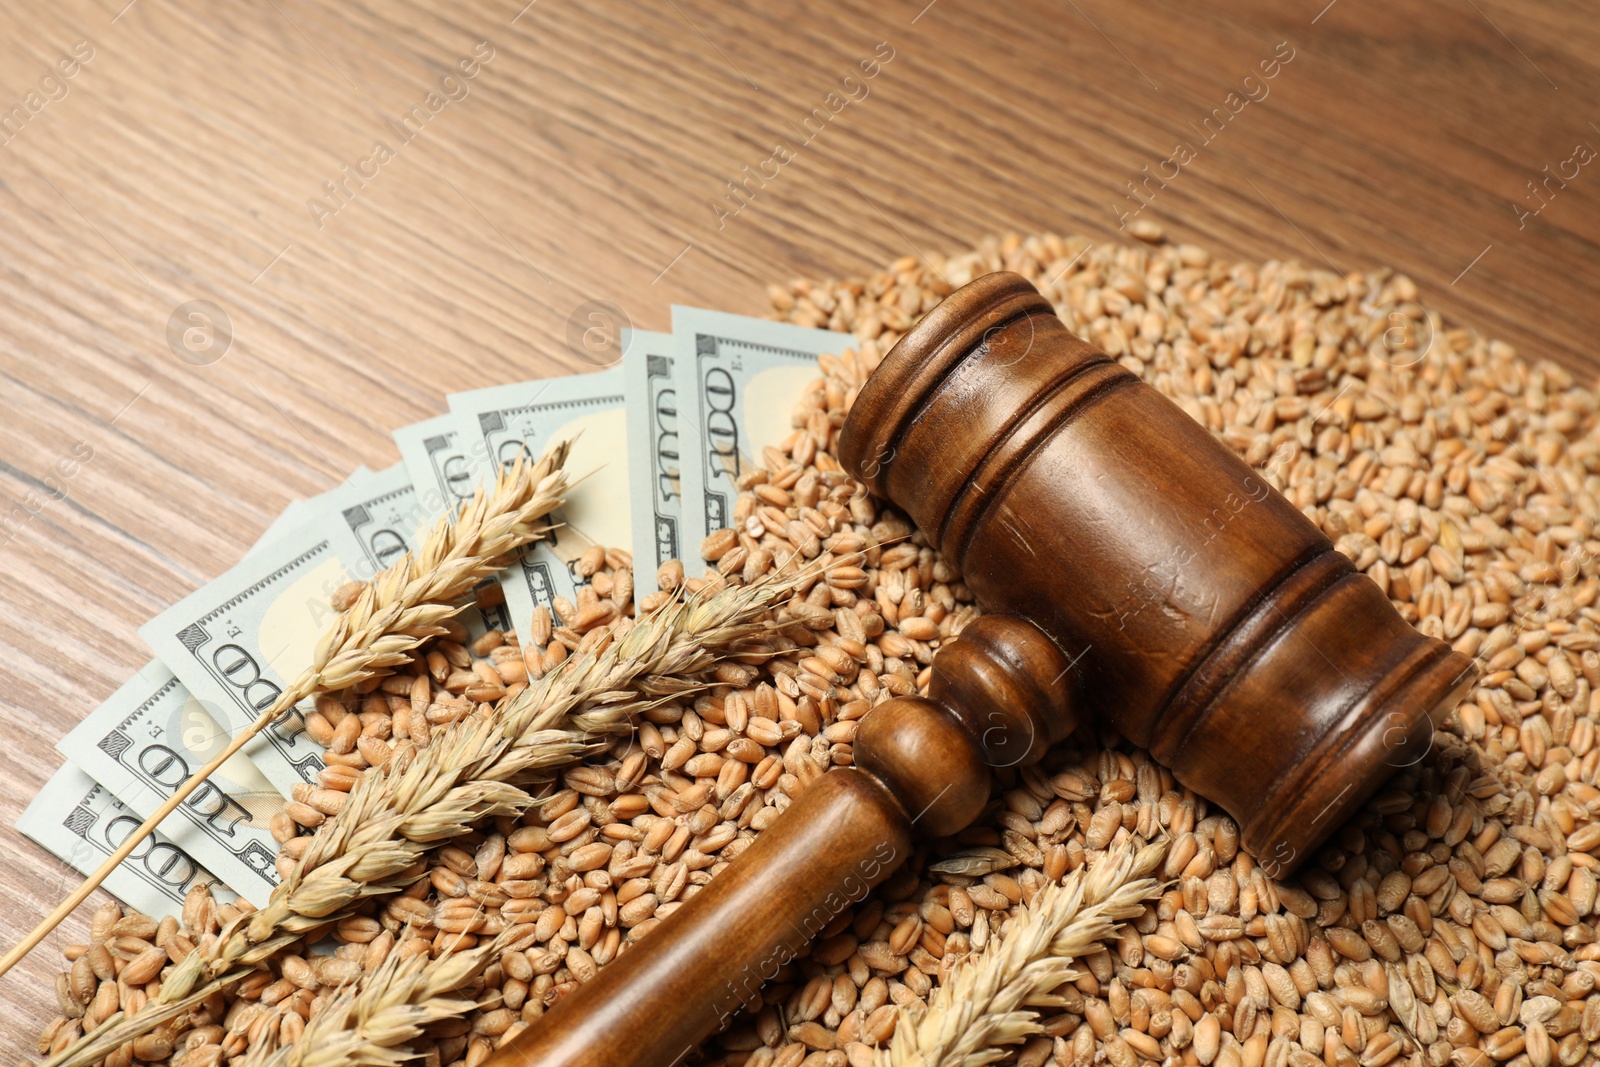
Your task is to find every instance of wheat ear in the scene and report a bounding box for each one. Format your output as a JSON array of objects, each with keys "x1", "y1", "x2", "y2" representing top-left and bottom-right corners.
[
  {"x1": 880, "y1": 840, "x2": 1168, "y2": 1067},
  {"x1": 254, "y1": 940, "x2": 498, "y2": 1067},
  {"x1": 311, "y1": 442, "x2": 573, "y2": 692}
]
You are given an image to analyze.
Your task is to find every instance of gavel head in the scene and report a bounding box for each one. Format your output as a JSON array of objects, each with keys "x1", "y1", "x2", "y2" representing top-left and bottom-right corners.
[{"x1": 839, "y1": 271, "x2": 1476, "y2": 876}]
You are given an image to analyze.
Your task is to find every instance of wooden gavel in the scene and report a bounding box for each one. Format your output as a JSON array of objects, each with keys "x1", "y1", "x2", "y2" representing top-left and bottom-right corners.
[{"x1": 485, "y1": 272, "x2": 1476, "y2": 1067}]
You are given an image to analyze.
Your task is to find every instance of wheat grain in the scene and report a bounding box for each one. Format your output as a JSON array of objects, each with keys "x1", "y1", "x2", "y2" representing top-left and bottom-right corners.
[{"x1": 32, "y1": 230, "x2": 1600, "y2": 1067}]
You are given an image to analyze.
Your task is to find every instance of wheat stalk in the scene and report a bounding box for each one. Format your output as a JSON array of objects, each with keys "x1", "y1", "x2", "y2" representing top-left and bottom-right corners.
[
  {"x1": 879, "y1": 840, "x2": 1168, "y2": 1067},
  {"x1": 45, "y1": 571, "x2": 806, "y2": 1067},
  {"x1": 309, "y1": 441, "x2": 574, "y2": 692},
  {"x1": 0, "y1": 447, "x2": 571, "y2": 985}
]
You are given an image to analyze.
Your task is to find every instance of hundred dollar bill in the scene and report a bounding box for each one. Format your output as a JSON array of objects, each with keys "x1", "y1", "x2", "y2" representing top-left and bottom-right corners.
[
  {"x1": 126, "y1": 461, "x2": 502, "y2": 798},
  {"x1": 136, "y1": 473, "x2": 395, "y2": 795},
  {"x1": 448, "y1": 368, "x2": 630, "y2": 629},
  {"x1": 622, "y1": 329, "x2": 680, "y2": 598},
  {"x1": 670, "y1": 308, "x2": 852, "y2": 567},
  {"x1": 19, "y1": 763, "x2": 231, "y2": 919},
  {"x1": 57, "y1": 660, "x2": 281, "y2": 905},
  {"x1": 322, "y1": 462, "x2": 433, "y2": 582},
  {"x1": 140, "y1": 581, "x2": 332, "y2": 795}
]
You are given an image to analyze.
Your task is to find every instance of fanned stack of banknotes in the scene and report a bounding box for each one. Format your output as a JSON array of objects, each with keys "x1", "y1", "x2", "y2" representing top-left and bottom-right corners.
[{"x1": 19, "y1": 308, "x2": 853, "y2": 919}]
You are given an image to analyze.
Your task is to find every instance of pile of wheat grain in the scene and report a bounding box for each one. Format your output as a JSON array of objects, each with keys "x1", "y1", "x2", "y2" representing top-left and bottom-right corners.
[{"x1": 33, "y1": 228, "x2": 1600, "y2": 1067}]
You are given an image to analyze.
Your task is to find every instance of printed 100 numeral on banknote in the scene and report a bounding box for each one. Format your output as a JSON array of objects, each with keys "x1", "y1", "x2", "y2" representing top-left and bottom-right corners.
[
  {"x1": 392, "y1": 413, "x2": 522, "y2": 634},
  {"x1": 18, "y1": 764, "x2": 231, "y2": 919},
  {"x1": 57, "y1": 661, "x2": 283, "y2": 904}
]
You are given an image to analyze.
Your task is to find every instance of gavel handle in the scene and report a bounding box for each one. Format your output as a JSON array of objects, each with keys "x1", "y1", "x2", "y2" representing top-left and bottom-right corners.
[
  {"x1": 483, "y1": 616, "x2": 1074, "y2": 1067},
  {"x1": 483, "y1": 768, "x2": 914, "y2": 1067}
]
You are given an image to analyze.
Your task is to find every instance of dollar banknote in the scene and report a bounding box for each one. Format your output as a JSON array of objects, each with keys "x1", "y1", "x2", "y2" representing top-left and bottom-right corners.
[
  {"x1": 322, "y1": 462, "x2": 434, "y2": 582},
  {"x1": 57, "y1": 660, "x2": 282, "y2": 905},
  {"x1": 622, "y1": 329, "x2": 680, "y2": 598},
  {"x1": 670, "y1": 308, "x2": 852, "y2": 567},
  {"x1": 137, "y1": 471, "x2": 402, "y2": 796},
  {"x1": 18, "y1": 763, "x2": 231, "y2": 919},
  {"x1": 448, "y1": 368, "x2": 630, "y2": 628}
]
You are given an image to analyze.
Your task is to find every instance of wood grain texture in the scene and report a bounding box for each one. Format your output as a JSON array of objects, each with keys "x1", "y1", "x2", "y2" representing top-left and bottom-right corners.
[{"x1": 0, "y1": 0, "x2": 1593, "y2": 1049}]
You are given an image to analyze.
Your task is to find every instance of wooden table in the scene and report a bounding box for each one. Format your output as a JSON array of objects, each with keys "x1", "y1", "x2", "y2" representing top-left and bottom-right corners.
[{"x1": 1, "y1": 0, "x2": 1594, "y2": 1051}]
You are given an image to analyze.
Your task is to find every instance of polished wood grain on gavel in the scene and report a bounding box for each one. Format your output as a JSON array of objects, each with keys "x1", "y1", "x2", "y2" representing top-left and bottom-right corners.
[{"x1": 484, "y1": 272, "x2": 1477, "y2": 1067}]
